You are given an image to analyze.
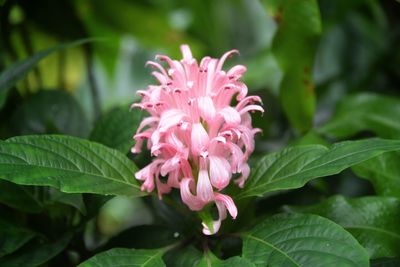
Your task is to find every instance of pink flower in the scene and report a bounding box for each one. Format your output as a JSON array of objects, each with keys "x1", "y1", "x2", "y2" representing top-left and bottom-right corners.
[{"x1": 132, "y1": 45, "x2": 262, "y2": 235}]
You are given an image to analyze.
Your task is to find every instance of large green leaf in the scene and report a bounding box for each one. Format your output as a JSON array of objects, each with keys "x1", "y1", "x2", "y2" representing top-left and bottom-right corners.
[
  {"x1": 286, "y1": 196, "x2": 400, "y2": 259},
  {"x1": 78, "y1": 248, "x2": 165, "y2": 267},
  {"x1": 0, "y1": 219, "x2": 37, "y2": 257},
  {"x1": 0, "y1": 233, "x2": 72, "y2": 267},
  {"x1": 262, "y1": 0, "x2": 321, "y2": 132},
  {"x1": 237, "y1": 138, "x2": 400, "y2": 199},
  {"x1": 0, "y1": 135, "x2": 144, "y2": 196},
  {"x1": 10, "y1": 90, "x2": 89, "y2": 138},
  {"x1": 90, "y1": 105, "x2": 142, "y2": 153},
  {"x1": 318, "y1": 93, "x2": 400, "y2": 139},
  {"x1": 242, "y1": 213, "x2": 369, "y2": 267},
  {"x1": 0, "y1": 39, "x2": 90, "y2": 109},
  {"x1": 353, "y1": 152, "x2": 400, "y2": 199}
]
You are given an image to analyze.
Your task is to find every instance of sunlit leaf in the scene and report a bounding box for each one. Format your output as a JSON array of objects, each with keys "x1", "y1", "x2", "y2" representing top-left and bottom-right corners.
[
  {"x1": 0, "y1": 135, "x2": 144, "y2": 196},
  {"x1": 78, "y1": 248, "x2": 165, "y2": 267},
  {"x1": 286, "y1": 196, "x2": 400, "y2": 259},
  {"x1": 237, "y1": 138, "x2": 400, "y2": 199},
  {"x1": 242, "y1": 213, "x2": 369, "y2": 267}
]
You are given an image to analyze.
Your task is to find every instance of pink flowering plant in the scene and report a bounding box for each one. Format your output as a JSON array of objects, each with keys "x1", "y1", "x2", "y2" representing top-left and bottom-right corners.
[
  {"x1": 2, "y1": 1, "x2": 400, "y2": 266},
  {"x1": 132, "y1": 45, "x2": 263, "y2": 235}
]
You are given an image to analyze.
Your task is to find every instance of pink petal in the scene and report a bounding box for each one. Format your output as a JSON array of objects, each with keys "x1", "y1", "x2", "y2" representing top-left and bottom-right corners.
[
  {"x1": 219, "y1": 107, "x2": 241, "y2": 125},
  {"x1": 191, "y1": 123, "x2": 209, "y2": 156},
  {"x1": 209, "y1": 156, "x2": 231, "y2": 190},
  {"x1": 215, "y1": 192, "x2": 238, "y2": 219},
  {"x1": 196, "y1": 159, "x2": 214, "y2": 203},
  {"x1": 180, "y1": 178, "x2": 205, "y2": 211},
  {"x1": 198, "y1": 96, "x2": 216, "y2": 122}
]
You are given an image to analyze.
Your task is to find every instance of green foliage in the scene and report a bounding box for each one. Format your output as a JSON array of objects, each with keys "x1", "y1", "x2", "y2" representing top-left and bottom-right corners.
[
  {"x1": 90, "y1": 105, "x2": 142, "y2": 153},
  {"x1": 319, "y1": 93, "x2": 400, "y2": 139},
  {"x1": 238, "y1": 138, "x2": 400, "y2": 198},
  {"x1": 0, "y1": 135, "x2": 143, "y2": 196},
  {"x1": 286, "y1": 196, "x2": 400, "y2": 259},
  {"x1": 242, "y1": 213, "x2": 369, "y2": 267},
  {"x1": 0, "y1": 39, "x2": 90, "y2": 109},
  {"x1": 78, "y1": 248, "x2": 166, "y2": 267},
  {"x1": 262, "y1": 0, "x2": 321, "y2": 132},
  {"x1": 1, "y1": 0, "x2": 400, "y2": 266},
  {"x1": 353, "y1": 152, "x2": 400, "y2": 199}
]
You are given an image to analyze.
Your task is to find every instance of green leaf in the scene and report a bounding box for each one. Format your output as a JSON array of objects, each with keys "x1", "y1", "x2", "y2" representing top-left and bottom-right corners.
[
  {"x1": 196, "y1": 252, "x2": 255, "y2": 267},
  {"x1": 0, "y1": 233, "x2": 72, "y2": 267},
  {"x1": 0, "y1": 180, "x2": 86, "y2": 214},
  {"x1": 0, "y1": 39, "x2": 91, "y2": 109},
  {"x1": 90, "y1": 105, "x2": 142, "y2": 153},
  {"x1": 163, "y1": 246, "x2": 202, "y2": 267},
  {"x1": 353, "y1": 152, "x2": 400, "y2": 199},
  {"x1": 286, "y1": 196, "x2": 400, "y2": 259},
  {"x1": 262, "y1": 0, "x2": 321, "y2": 132},
  {"x1": 78, "y1": 248, "x2": 166, "y2": 267},
  {"x1": 319, "y1": 93, "x2": 400, "y2": 139},
  {"x1": 237, "y1": 138, "x2": 400, "y2": 199},
  {"x1": 11, "y1": 90, "x2": 90, "y2": 138},
  {"x1": 0, "y1": 180, "x2": 43, "y2": 213},
  {"x1": 0, "y1": 219, "x2": 37, "y2": 257},
  {"x1": 0, "y1": 135, "x2": 144, "y2": 196},
  {"x1": 371, "y1": 258, "x2": 400, "y2": 267},
  {"x1": 242, "y1": 213, "x2": 369, "y2": 267}
]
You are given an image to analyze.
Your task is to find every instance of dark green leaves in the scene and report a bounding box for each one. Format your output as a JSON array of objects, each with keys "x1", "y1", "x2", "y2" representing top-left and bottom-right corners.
[
  {"x1": 319, "y1": 93, "x2": 400, "y2": 139},
  {"x1": 0, "y1": 135, "x2": 144, "y2": 196},
  {"x1": 242, "y1": 213, "x2": 369, "y2": 267},
  {"x1": 237, "y1": 138, "x2": 400, "y2": 199},
  {"x1": 263, "y1": 0, "x2": 321, "y2": 132},
  {"x1": 197, "y1": 252, "x2": 255, "y2": 267},
  {"x1": 353, "y1": 152, "x2": 400, "y2": 199},
  {"x1": 78, "y1": 248, "x2": 166, "y2": 267},
  {"x1": 10, "y1": 90, "x2": 89, "y2": 137},
  {"x1": 90, "y1": 105, "x2": 142, "y2": 153},
  {"x1": 0, "y1": 39, "x2": 90, "y2": 109},
  {"x1": 286, "y1": 196, "x2": 400, "y2": 259},
  {"x1": 0, "y1": 219, "x2": 37, "y2": 257}
]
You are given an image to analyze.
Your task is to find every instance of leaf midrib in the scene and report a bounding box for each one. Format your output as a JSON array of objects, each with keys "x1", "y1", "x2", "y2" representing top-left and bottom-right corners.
[
  {"x1": 240, "y1": 142, "x2": 400, "y2": 197},
  {"x1": 243, "y1": 233, "x2": 301, "y2": 267}
]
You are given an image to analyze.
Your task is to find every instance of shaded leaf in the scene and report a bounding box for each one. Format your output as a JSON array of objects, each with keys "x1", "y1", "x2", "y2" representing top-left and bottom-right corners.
[
  {"x1": 262, "y1": 0, "x2": 321, "y2": 132},
  {"x1": 0, "y1": 180, "x2": 43, "y2": 213},
  {"x1": 353, "y1": 152, "x2": 400, "y2": 199},
  {"x1": 0, "y1": 233, "x2": 72, "y2": 267},
  {"x1": 318, "y1": 93, "x2": 400, "y2": 139},
  {"x1": 0, "y1": 135, "x2": 144, "y2": 196},
  {"x1": 0, "y1": 219, "x2": 37, "y2": 257},
  {"x1": 78, "y1": 248, "x2": 165, "y2": 267},
  {"x1": 163, "y1": 246, "x2": 202, "y2": 267},
  {"x1": 237, "y1": 138, "x2": 400, "y2": 199},
  {"x1": 90, "y1": 105, "x2": 142, "y2": 153},
  {"x1": 11, "y1": 90, "x2": 89, "y2": 138},
  {"x1": 286, "y1": 196, "x2": 400, "y2": 259},
  {"x1": 105, "y1": 225, "x2": 180, "y2": 250},
  {"x1": 196, "y1": 251, "x2": 255, "y2": 267},
  {"x1": 0, "y1": 39, "x2": 90, "y2": 109},
  {"x1": 371, "y1": 258, "x2": 400, "y2": 267},
  {"x1": 242, "y1": 213, "x2": 369, "y2": 267}
]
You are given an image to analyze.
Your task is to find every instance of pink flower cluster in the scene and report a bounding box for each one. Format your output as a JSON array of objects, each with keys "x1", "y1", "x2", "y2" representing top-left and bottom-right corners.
[{"x1": 132, "y1": 45, "x2": 262, "y2": 235}]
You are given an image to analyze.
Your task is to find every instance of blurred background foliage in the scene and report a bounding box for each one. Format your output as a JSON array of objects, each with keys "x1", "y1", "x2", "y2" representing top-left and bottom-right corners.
[{"x1": 1, "y1": 0, "x2": 400, "y2": 266}]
